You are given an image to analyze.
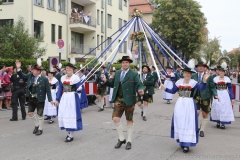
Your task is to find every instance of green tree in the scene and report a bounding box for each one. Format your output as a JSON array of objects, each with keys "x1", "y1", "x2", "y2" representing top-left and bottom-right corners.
[
  {"x1": 151, "y1": 0, "x2": 207, "y2": 59},
  {"x1": 0, "y1": 17, "x2": 46, "y2": 59},
  {"x1": 228, "y1": 50, "x2": 240, "y2": 69},
  {"x1": 200, "y1": 38, "x2": 221, "y2": 65}
]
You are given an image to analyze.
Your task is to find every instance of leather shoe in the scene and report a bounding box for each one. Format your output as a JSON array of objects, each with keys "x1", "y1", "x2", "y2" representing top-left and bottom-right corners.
[
  {"x1": 125, "y1": 142, "x2": 132, "y2": 150},
  {"x1": 65, "y1": 137, "x2": 73, "y2": 142},
  {"x1": 35, "y1": 130, "x2": 43, "y2": 136},
  {"x1": 33, "y1": 126, "x2": 39, "y2": 134},
  {"x1": 199, "y1": 131, "x2": 204, "y2": 137},
  {"x1": 114, "y1": 139, "x2": 126, "y2": 149},
  {"x1": 216, "y1": 123, "x2": 220, "y2": 128},
  {"x1": 143, "y1": 116, "x2": 147, "y2": 121},
  {"x1": 98, "y1": 108, "x2": 104, "y2": 112},
  {"x1": 183, "y1": 147, "x2": 189, "y2": 153},
  {"x1": 141, "y1": 111, "x2": 143, "y2": 117},
  {"x1": 22, "y1": 117, "x2": 26, "y2": 120},
  {"x1": 10, "y1": 118, "x2": 18, "y2": 121}
]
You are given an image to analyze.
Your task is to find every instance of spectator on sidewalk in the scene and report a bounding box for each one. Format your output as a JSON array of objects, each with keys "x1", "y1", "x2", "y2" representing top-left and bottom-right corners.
[
  {"x1": 0, "y1": 73, "x2": 4, "y2": 110},
  {"x1": 3, "y1": 67, "x2": 13, "y2": 109}
]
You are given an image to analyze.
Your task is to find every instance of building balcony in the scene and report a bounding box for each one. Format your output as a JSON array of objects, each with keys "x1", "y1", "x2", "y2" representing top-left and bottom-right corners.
[
  {"x1": 71, "y1": 0, "x2": 96, "y2": 5},
  {"x1": 69, "y1": 14, "x2": 96, "y2": 32},
  {"x1": 71, "y1": 44, "x2": 96, "y2": 56}
]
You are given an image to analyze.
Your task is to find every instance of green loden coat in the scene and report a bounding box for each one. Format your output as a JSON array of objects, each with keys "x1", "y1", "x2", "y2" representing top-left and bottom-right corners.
[
  {"x1": 17, "y1": 71, "x2": 53, "y2": 102},
  {"x1": 191, "y1": 73, "x2": 217, "y2": 99},
  {"x1": 104, "y1": 69, "x2": 144, "y2": 106},
  {"x1": 143, "y1": 72, "x2": 155, "y2": 95}
]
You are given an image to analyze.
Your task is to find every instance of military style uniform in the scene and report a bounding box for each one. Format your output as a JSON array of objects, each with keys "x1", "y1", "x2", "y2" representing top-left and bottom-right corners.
[{"x1": 55, "y1": 72, "x2": 62, "y2": 82}]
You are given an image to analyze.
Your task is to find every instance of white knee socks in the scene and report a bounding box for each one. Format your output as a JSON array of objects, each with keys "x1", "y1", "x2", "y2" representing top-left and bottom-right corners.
[
  {"x1": 30, "y1": 114, "x2": 39, "y2": 127},
  {"x1": 115, "y1": 122, "x2": 125, "y2": 141},
  {"x1": 68, "y1": 131, "x2": 74, "y2": 138},
  {"x1": 143, "y1": 105, "x2": 148, "y2": 117},
  {"x1": 38, "y1": 116, "x2": 44, "y2": 130},
  {"x1": 127, "y1": 125, "x2": 134, "y2": 143},
  {"x1": 200, "y1": 118, "x2": 208, "y2": 131}
]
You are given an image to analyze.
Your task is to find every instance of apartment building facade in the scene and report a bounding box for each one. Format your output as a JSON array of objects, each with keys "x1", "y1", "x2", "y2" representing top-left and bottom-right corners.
[{"x1": 0, "y1": 0, "x2": 129, "y2": 62}]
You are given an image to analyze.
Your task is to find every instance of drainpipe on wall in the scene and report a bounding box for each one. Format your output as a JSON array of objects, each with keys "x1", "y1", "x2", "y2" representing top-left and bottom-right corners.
[
  {"x1": 105, "y1": 0, "x2": 107, "y2": 61},
  {"x1": 32, "y1": 0, "x2": 34, "y2": 37},
  {"x1": 66, "y1": 1, "x2": 69, "y2": 61}
]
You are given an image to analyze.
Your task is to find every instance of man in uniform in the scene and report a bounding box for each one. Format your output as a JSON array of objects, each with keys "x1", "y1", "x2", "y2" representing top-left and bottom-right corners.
[
  {"x1": 150, "y1": 66, "x2": 159, "y2": 88},
  {"x1": 137, "y1": 65, "x2": 155, "y2": 121},
  {"x1": 101, "y1": 56, "x2": 144, "y2": 150},
  {"x1": 15, "y1": 60, "x2": 54, "y2": 136},
  {"x1": 95, "y1": 65, "x2": 109, "y2": 112},
  {"x1": 192, "y1": 62, "x2": 218, "y2": 137},
  {"x1": 10, "y1": 68, "x2": 27, "y2": 121}
]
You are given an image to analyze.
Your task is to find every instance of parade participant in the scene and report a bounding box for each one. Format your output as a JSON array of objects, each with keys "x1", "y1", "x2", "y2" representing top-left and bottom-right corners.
[
  {"x1": 162, "y1": 66, "x2": 175, "y2": 104},
  {"x1": 108, "y1": 70, "x2": 115, "y2": 108},
  {"x1": 15, "y1": 59, "x2": 54, "y2": 136},
  {"x1": 210, "y1": 63, "x2": 235, "y2": 129},
  {"x1": 95, "y1": 65, "x2": 109, "y2": 112},
  {"x1": 53, "y1": 64, "x2": 62, "y2": 81},
  {"x1": 150, "y1": 66, "x2": 159, "y2": 88},
  {"x1": 44, "y1": 70, "x2": 59, "y2": 124},
  {"x1": 10, "y1": 68, "x2": 27, "y2": 121},
  {"x1": 192, "y1": 62, "x2": 218, "y2": 137},
  {"x1": 136, "y1": 65, "x2": 154, "y2": 121},
  {"x1": 101, "y1": 56, "x2": 144, "y2": 150},
  {"x1": 55, "y1": 62, "x2": 88, "y2": 142},
  {"x1": 210, "y1": 67, "x2": 217, "y2": 78},
  {"x1": 175, "y1": 65, "x2": 183, "y2": 81},
  {"x1": 3, "y1": 67, "x2": 13, "y2": 109},
  {"x1": 160, "y1": 64, "x2": 210, "y2": 153}
]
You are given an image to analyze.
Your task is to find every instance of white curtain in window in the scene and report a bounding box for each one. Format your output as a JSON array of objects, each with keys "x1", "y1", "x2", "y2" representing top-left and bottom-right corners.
[
  {"x1": 48, "y1": 0, "x2": 54, "y2": 9},
  {"x1": 58, "y1": 0, "x2": 65, "y2": 13}
]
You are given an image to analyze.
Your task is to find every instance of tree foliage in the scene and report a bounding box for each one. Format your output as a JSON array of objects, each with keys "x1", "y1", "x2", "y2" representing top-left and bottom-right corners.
[
  {"x1": 228, "y1": 50, "x2": 240, "y2": 69},
  {"x1": 151, "y1": 0, "x2": 207, "y2": 59},
  {"x1": 200, "y1": 38, "x2": 221, "y2": 65},
  {"x1": 0, "y1": 17, "x2": 46, "y2": 59}
]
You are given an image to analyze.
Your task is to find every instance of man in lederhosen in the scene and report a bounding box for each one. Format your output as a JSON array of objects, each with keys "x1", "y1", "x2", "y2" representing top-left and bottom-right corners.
[
  {"x1": 136, "y1": 65, "x2": 155, "y2": 121},
  {"x1": 101, "y1": 56, "x2": 144, "y2": 150},
  {"x1": 15, "y1": 60, "x2": 54, "y2": 136},
  {"x1": 192, "y1": 62, "x2": 218, "y2": 137}
]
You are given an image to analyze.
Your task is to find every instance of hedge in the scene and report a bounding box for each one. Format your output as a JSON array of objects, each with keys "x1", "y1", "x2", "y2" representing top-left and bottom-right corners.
[{"x1": 0, "y1": 59, "x2": 135, "y2": 71}]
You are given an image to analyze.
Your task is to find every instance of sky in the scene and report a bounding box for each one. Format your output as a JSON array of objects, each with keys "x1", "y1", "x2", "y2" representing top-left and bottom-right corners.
[{"x1": 196, "y1": 0, "x2": 240, "y2": 52}]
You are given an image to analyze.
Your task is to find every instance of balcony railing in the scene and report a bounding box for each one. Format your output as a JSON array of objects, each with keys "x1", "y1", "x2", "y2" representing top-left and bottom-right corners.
[
  {"x1": 70, "y1": 14, "x2": 96, "y2": 27},
  {"x1": 71, "y1": 44, "x2": 96, "y2": 56}
]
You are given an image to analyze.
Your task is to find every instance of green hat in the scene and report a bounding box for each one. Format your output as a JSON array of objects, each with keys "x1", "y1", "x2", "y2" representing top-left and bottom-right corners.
[
  {"x1": 142, "y1": 65, "x2": 151, "y2": 72},
  {"x1": 182, "y1": 67, "x2": 196, "y2": 73},
  {"x1": 65, "y1": 63, "x2": 77, "y2": 69},
  {"x1": 195, "y1": 62, "x2": 207, "y2": 68}
]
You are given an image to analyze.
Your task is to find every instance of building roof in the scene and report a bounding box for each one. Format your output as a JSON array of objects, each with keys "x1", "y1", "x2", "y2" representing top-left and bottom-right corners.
[
  {"x1": 129, "y1": 0, "x2": 154, "y2": 14},
  {"x1": 228, "y1": 47, "x2": 240, "y2": 54}
]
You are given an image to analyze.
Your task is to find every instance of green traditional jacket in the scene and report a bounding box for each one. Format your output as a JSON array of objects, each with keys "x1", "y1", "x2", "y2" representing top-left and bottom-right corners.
[
  {"x1": 191, "y1": 72, "x2": 217, "y2": 99},
  {"x1": 142, "y1": 72, "x2": 155, "y2": 95},
  {"x1": 104, "y1": 69, "x2": 144, "y2": 106},
  {"x1": 151, "y1": 71, "x2": 158, "y2": 83},
  {"x1": 17, "y1": 70, "x2": 52, "y2": 102},
  {"x1": 55, "y1": 73, "x2": 62, "y2": 81}
]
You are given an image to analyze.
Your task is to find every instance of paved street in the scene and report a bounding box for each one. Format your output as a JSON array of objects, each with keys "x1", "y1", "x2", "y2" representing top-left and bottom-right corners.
[{"x1": 0, "y1": 88, "x2": 240, "y2": 160}]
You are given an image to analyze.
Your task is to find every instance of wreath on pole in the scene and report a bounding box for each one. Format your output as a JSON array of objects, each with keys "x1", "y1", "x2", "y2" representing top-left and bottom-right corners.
[
  {"x1": 130, "y1": 31, "x2": 145, "y2": 42},
  {"x1": 131, "y1": 8, "x2": 143, "y2": 18}
]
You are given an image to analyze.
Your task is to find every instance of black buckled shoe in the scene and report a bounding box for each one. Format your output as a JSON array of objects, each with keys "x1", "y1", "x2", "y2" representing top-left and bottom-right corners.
[
  {"x1": 22, "y1": 117, "x2": 26, "y2": 120},
  {"x1": 199, "y1": 131, "x2": 204, "y2": 137},
  {"x1": 33, "y1": 126, "x2": 39, "y2": 134},
  {"x1": 125, "y1": 142, "x2": 132, "y2": 150},
  {"x1": 167, "y1": 100, "x2": 170, "y2": 104},
  {"x1": 183, "y1": 147, "x2": 189, "y2": 153},
  {"x1": 35, "y1": 130, "x2": 43, "y2": 136},
  {"x1": 114, "y1": 139, "x2": 126, "y2": 149},
  {"x1": 221, "y1": 124, "x2": 225, "y2": 129},
  {"x1": 143, "y1": 116, "x2": 147, "y2": 121},
  {"x1": 216, "y1": 123, "x2": 220, "y2": 128},
  {"x1": 141, "y1": 111, "x2": 143, "y2": 117},
  {"x1": 48, "y1": 120, "x2": 54, "y2": 124},
  {"x1": 65, "y1": 137, "x2": 73, "y2": 142},
  {"x1": 98, "y1": 108, "x2": 104, "y2": 112}
]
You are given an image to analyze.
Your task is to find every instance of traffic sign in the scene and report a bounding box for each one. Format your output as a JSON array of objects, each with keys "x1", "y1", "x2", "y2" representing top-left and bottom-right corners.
[
  {"x1": 58, "y1": 48, "x2": 64, "y2": 53},
  {"x1": 51, "y1": 58, "x2": 58, "y2": 66},
  {"x1": 57, "y1": 39, "x2": 64, "y2": 48}
]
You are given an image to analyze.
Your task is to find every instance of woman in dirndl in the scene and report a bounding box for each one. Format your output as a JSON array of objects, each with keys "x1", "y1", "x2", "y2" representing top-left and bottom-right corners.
[
  {"x1": 3, "y1": 67, "x2": 13, "y2": 109},
  {"x1": 210, "y1": 65, "x2": 235, "y2": 129},
  {"x1": 162, "y1": 67, "x2": 175, "y2": 104},
  {"x1": 56, "y1": 63, "x2": 88, "y2": 142},
  {"x1": 44, "y1": 70, "x2": 59, "y2": 124},
  {"x1": 160, "y1": 66, "x2": 210, "y2": 153},
  {"x1": 0, "y1": 74, "x2": 4, "y2": 110}
]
